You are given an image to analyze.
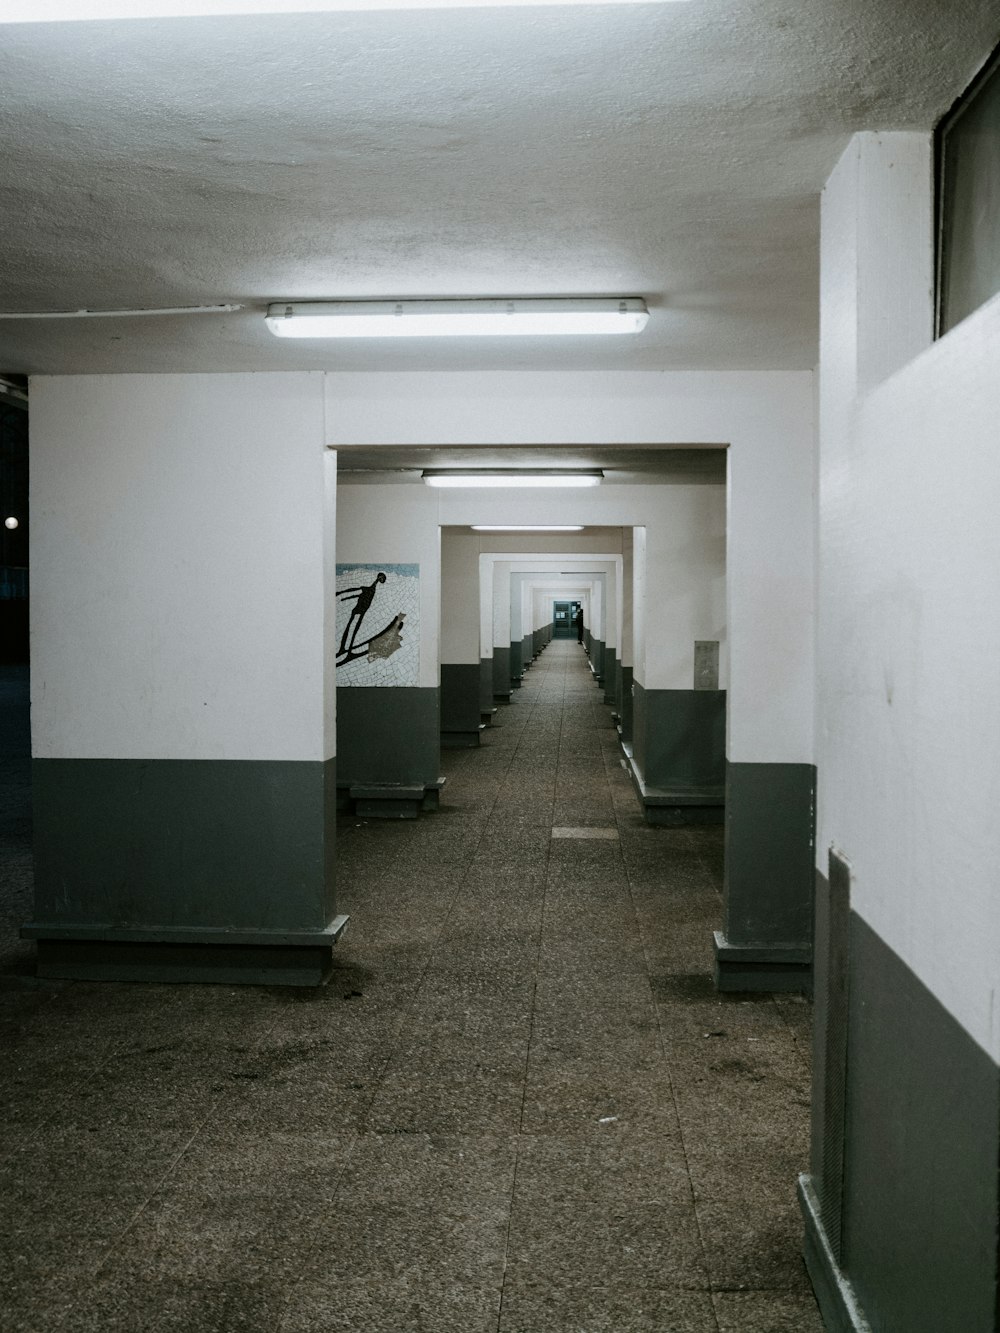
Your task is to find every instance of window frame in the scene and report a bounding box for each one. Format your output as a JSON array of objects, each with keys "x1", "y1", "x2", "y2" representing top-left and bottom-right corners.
[{"x1": 934, "y1": 40, "x2": 1000, "y2": 338}]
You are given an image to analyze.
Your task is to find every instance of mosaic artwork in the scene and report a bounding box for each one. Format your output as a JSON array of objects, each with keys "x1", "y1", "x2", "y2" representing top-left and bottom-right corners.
[{"x1": 335, "y1": 563, "x2": 419, "y2": 687}]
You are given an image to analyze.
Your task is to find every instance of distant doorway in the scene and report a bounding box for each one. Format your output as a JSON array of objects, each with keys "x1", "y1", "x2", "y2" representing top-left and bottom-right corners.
[{"x1": 553, "y1": 600, "x2": 579, "y2": 639}]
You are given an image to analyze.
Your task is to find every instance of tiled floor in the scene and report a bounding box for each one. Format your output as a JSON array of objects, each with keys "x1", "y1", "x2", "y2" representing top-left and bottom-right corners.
[{"x1": 0, "y1": 645, "x2": 823, "y2": 1331}]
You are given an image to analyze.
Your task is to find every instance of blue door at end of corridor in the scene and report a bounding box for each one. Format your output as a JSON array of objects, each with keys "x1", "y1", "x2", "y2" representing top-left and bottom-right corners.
[{"x1": 553, "y1": 601, "x2": 579, "y2": 639}]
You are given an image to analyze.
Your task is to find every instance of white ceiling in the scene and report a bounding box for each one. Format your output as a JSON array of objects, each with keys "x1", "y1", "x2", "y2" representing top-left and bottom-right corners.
[{"x1": 0, "y1": 1, "x2": 995, "y2": 376}]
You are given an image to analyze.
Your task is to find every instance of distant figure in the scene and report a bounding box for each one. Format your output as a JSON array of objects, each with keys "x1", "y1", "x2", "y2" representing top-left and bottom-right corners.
[
  {"x1": 338, "y1": 571, "x2": 386, "y2": 657},
  {"x1": 575, "y1": 606, "x2": 584, "y2": 643}
]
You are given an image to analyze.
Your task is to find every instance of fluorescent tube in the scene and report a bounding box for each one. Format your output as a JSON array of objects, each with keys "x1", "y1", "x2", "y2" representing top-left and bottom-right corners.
[
  {"x1": 424, "y1": 470, "x2": 602, "y2": 488},
  {"x1": 266, "y1": 299, "x2": 648, "y2": 339},
  {"x1": 5, "y1": 0, "x2": 688, "y2": 19}
]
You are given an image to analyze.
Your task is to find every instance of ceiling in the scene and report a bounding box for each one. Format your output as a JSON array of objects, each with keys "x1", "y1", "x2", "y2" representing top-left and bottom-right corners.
[{"x1": 0, "y1": 1, "x2": 995, "y2": 377}]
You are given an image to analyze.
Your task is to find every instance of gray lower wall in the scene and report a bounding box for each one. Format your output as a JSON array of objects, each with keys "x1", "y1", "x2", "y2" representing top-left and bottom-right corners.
[
  {"x1": 510, "y1": 639, "x2": 523, "y2": 684},
  {"x1": 337, "y1": 686, "x2": 440, "y2": 788},
  {"x1": 806, "y1": 891, "x2": 1000, "y2": 1332},
  {"x1": 480, "y1": 658, "x2": 494, "y2": 713},
  {"x1": 631, "y1": 682, "x2": 726, "y2": 790},
  {"x1": 604, "y1": 654, "x2": 619, "y2": 706},
  {"x1": 31, "y1": 756, "x2": 337, "y2": 932},
  {"x1": 723, "y1": 761, "x2": 815, "y2": 948},
  {"x1": 493, "y1": 647, "x2": 511, "y2": 698},
  {"x1": 619, "y1": 666, "x2": 633, "y2": 742},
  {"x1": 590, "y1": 638, "x2": 605, "y2": 680},
  {"x1": 441, "y1": 662, "x2": 482, "y2": 736}
]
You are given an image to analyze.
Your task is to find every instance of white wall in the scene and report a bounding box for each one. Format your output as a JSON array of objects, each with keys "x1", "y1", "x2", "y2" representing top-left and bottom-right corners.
[
  {"x1": 492, "y1": 559, "x2": 511, "y2": 650},
  {"x1": 322, "y1": 450, "x2": 337, "y2": 759},
  {"x1": 336, "y1": 481, "x2": 440, "y2": 688},
  {"x1": 632, "y1": 488, "x2": 726, "y2": 691},
  {"x1": 818, "y1": 132, "x2": 1000, "y2": 1059},
  {"x1": 440, "y1": 528, "x2": 480, "y2": 664},
  {"x1": 31, "y1": 372, "x2": 332, "y2": 762},
  {"x1": 621, "y1": 526, "x2": 634, "y2": 670},
  {"x1": 633, "y1": 526, "x2": 647, "y2": 688},
  {"x1": 324, "y1": 371, "x2": 814, "y2": 765}
]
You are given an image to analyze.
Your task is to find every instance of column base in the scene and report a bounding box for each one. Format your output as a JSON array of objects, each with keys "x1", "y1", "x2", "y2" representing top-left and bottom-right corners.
[
  {"x1": 441, "y1": 726, "x2": 485, "y2": 749},
  {"x1": 620, "y1": 741, "x2": 724, "y2": 827},
  {"x1": 713, "y1": 931, "x2": 812, "y2": 993},
  {"x1": 22, "y1": 917, "x2": 349, "y2": 988},
  {"x1": 798, "y1": 1174, "x2": 873, "y2": 1332},
  {"x1": 339, "y1": 777, "x2": 446, "y2": 818}
]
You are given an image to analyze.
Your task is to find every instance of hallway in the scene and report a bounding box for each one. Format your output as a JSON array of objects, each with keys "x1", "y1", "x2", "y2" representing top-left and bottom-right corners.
[{"x1": 1, "y1": 641, "x2": 821, "y2": 1332}]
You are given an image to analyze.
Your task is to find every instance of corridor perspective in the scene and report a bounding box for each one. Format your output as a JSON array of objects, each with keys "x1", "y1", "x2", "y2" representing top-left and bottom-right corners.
[{"x1": 0, "y1": 642, "x2": 820, "y2": 1332}]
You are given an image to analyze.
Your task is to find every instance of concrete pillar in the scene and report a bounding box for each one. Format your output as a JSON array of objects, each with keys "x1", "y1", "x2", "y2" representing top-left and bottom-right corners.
[
  {"x1": 491, "y1": 559, "x2": 512, "y2": 702},
  {"x1": 603, "y1": 561, "x2": 619, "y2": 705},
  {"x1": 25, "y1": 373, "x2": 344, "y2": 985},
  {"x1": 627, "y1": 489, "x2": 727, "y2": 826},
  {"x1": 800, "y1": 132, "x2": 1000, "y2": 1333},
  {"x1": 334, "y1": 481, "x2": 443, "y2": 816},
  {"x1": 617, "y1": 528, "x2": 634, "y2": 742},
  {"x1": 517, "y1": 570, "x2": 533, "y2": 687},
  {"x1": 477, "y1": 554, "x2": 497, "y2": 722},
  {"x1": 440, "y1": 529, "x2": 484, "y2": 747}
]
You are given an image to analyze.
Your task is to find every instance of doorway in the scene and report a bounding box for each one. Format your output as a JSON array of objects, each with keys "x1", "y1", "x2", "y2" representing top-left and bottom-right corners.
[{"x1": 553, "y1": 599, "x2": 579, "y2": 638}]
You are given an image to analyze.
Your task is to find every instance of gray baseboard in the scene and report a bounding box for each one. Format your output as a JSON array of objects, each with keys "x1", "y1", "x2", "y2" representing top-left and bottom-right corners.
[
  {"x1": 713, "y1": 931, "x2": 812, "y2": 993},
  {"x1": 618, "y1": 666, "x2": 633, "y2": 743},
  {"x1": 338, "y1": 686, "x2": 440, "y2": 791},
  {"x1": 723, "y1": 762, "x2": 815, "y2": 977},
  {"x1": 338, "y1": 777, "x2": 446, "y2": 819},
  {"x1": 31, "y1": 756, "x2": 337, "y2": 938},
  {"x1": 604, "y1": 655, "x2": 620, "y2": 706},
  {"x1": 441, "y1": 728, "x2": 484, "y2": 749},
  {"x1": 806, "y1": 898, "x2": 1000, "y2": 1330},
  {"x1": 492, "y1": 647, "x2": 510, "y2": 700},
  {"x1": 632, "y1": 682, "x2": 726, "y2": 791},
  {"x1": 27, "y1": 917, "x2": 349, "y2": 987},
  {"x1": 509, "y1": 640, "x2": 523, "y2": 686},
  {"x1": 480, "y1": 657, "x2": 495, "y2": 715},
  {"x1": 441, "y1": 663, "x2": 482, "y2": 744},
  {"x1": 588, "y1": 637, "x2": 605, "y2": 685},
  {"x1": 798, "y1": 1174, "x2": 872, "y2": 1332}
]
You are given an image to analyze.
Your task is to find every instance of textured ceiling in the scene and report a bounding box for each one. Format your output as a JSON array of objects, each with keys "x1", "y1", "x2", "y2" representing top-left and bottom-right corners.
[{"x1": 0, "y1": 1, "x2": 996, "y2": 375}]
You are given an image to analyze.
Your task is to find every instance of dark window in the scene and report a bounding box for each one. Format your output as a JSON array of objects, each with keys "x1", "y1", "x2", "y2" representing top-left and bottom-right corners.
[{"x1": 936, "y1": 44, "x2": 1000, "y2": 336}]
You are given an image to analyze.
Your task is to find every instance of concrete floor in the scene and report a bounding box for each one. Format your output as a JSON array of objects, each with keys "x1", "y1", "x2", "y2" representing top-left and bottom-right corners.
[{"x1": 0, "y1": 645, "x2": 823, "y2": 1331}]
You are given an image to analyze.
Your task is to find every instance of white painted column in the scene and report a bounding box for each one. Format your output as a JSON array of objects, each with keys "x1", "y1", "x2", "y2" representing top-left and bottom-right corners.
[
  {"x1": 440, "y1": 527, "x2": 484, "y2": 745},
  {"x1": 28, "y1": 372, "x2": 342, "y2": 984},
  {"x1": 801, "y1": 130, "x2": 1000, "y2": 1332},
  {"x1": 334, "y1": 481, "x2": 442, "y2": 804}
]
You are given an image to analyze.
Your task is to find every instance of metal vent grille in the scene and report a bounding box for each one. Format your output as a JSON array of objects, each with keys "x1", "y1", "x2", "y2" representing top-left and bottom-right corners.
[{"x1": 819, "y1": 847, "x2": 852, "y2": 1264}]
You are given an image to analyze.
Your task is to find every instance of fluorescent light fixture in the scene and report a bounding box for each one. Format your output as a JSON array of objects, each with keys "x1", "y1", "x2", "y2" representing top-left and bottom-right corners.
[
  {"x1": 0, "y1": 305, "x2": 241, "y2": 319},
  {"x1": 424, "y1": 470, "x2": 602, "y2": 488},
  {"x1": 266, "y1": 299, "x2": 648, "y2": 339},
  {"x1": 471, "y1": 525, "x2": 585, "y2": 531},
  {"x1": 4, "y1": 0, "x2": 689, "y2": 20}
]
